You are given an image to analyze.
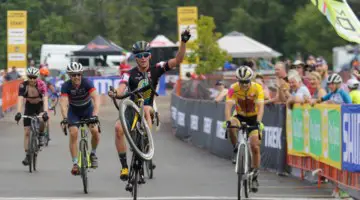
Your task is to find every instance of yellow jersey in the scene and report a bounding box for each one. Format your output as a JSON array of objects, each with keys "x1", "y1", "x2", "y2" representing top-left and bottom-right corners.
[
  {"x1": 226, "y1": 82, "x2": 264, "y2": 117},
  {"x1": 350, "y1": 90, "x2": 360, "y2": 104}
]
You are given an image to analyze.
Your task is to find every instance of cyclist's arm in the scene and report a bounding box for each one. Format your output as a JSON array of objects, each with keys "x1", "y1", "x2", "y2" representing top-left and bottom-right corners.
[
  {"x1": 17, "y1": 96, "x2": 24, "y2": 113},
  {"x1": 256, "y1": 84, "x2": 265, "y2": 122},
  {"x1": 60, "y1": 96, "x2": 68, "y2": 119},
  {"x1": 167, "y1": 41, "x2": 186, "y2": 69},
  {"x1": 48, "y1": 84, "x2": 56, "y2": 94},
  {"x1": 225, "y1": 100, "x2": 235, "y2": 121},
  {"x1": 90, "y1": 90, "x2": 100, "y2": 116},
  {"x1": 116, "y1": 83, "x2": 127, "y2": 97},
  {"x1": 42, "y1": 95, "x2": 49, "y2": 113}
]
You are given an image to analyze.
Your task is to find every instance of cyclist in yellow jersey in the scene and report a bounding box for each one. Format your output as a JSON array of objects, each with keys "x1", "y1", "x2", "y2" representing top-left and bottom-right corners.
[
  {"x1": 347, "y1": 79, "x2": 360, "y2": 104},
  {"x1": 224, "y1": 66, "x2": 264, "y2": 193}
]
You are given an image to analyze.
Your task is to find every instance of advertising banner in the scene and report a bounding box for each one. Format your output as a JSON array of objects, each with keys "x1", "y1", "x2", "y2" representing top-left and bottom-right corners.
[
  {"x1": 7, "y1": 11, "x2": 27, "y2": 76},
  {"x1": 342, "y1": 105, "x2": 360, "y2": 172},
  {"x1": 2, "y1": 80, "x2": 22, "y2": 112}
]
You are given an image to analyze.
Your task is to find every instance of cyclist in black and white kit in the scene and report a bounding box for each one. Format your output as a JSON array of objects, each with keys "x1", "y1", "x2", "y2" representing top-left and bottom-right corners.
[{"x1": 108, "y1": 29, "x2": 191, "y2": 181}]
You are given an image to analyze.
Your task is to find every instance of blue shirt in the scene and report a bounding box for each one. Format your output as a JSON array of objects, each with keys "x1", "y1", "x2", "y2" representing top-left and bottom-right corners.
[
  {"x1": 61, "y1": 78, "x2": 95, "y2": 108},
  {"x1": 321, "y1": 89, "x2": 352, "y2": 104}
]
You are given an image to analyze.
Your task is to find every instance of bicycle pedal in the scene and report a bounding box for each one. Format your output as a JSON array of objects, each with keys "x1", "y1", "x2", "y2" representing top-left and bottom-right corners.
[
  {"x1": 138, "y1": 177, "x2": 146, "y2": 184},
  {"x1": 125, "y1": 184, "x2": 133, "y2": 192}
]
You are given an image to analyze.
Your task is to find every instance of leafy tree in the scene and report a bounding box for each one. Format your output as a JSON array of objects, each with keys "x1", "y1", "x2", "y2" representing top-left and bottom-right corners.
[{"x1": 187, "y1": 15, "x2": 230, "y2": 74}]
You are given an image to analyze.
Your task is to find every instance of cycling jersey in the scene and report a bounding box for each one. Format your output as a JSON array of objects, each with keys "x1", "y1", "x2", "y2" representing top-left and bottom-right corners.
[
  {"x1": 18, "y1": 80, "x2": 47, "y2": 100},
  {"x1": 60, "y1": 77, "x2": 96, "y2": 108},
  {"x1": 350, "y1": 90, "x2": 360, "y2": 104},
  {"x1": 321, "y1": 89, "x2": 352, "y2": 104},
  {"x1": 226, "y1": 82, "x2": 264, "y2": 117},
  {"x1": 120, "y1": 61, "x2": 170, "y2": 106}
]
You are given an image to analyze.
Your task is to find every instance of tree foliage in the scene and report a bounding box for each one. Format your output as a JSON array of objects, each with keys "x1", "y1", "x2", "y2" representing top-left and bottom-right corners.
[
  {"x1": 0, "y1": 0, "x2": 359, "y2": 68},
  {"x1": 187, "y1": 16, "x2": 230, "y2": 74}
]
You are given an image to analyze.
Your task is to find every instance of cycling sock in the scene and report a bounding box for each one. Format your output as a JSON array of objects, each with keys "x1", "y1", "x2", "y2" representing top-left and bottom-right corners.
[
  {"x1": 91, "y1": 149, "x2": 96, "y2": 154},
  {"x1": 119, "y1": 152, "x2": 128, "y2": 168},
  {"x1": 72, "y1": 157, "x2": 78, "y2": 165}
]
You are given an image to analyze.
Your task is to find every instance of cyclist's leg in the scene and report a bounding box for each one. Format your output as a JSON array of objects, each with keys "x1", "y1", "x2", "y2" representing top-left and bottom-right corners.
[
  {"x1": 247, "y1": 116, "x2": 262, "y2": 192},
  {"x1": 228, "y1": 115, "x2": 241, "y2": 164},
  {"x1": 68, "y1": 107, "x2": 80, "y2": 175},
  {"x1": 144, "y1": 105, "x2": 154, "y2": 130},
  {"x1": 23, "y1": 104, "x2": 32, "y2": 165},
  {"x1": 36, "y1": 103, "x2": 46, "y2": 146},
  {"x1": 86, "y1": 105, "x2": 100, "y2": 168}
]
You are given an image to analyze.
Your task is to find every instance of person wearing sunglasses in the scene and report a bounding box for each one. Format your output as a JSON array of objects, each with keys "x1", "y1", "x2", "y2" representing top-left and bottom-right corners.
[
  {"x1": 15, "y1": 67, "x2": 49, "y2": 166},
  {"x1": 108, "y1": 29, "x2": 191, "y2": 181},
  {"x1": 59, "y1": 62, "x2": 101, "y2": 175},
  {"x1": 223, "y1": 66, "x2": 265, "y2": 193}
]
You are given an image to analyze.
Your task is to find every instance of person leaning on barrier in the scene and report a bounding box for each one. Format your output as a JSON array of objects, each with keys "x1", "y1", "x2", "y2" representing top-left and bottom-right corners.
[
  {"x1": 286, "y1": 70, "x2": 311, "y2": 109},
  {"x1": 214, "y1": 80, "x2": 228, "y2": 102},
  {"x1": 347, "y1": 79, "x2": 360, "y2": 104},
  {"x1": 303, "y1": 71, "x2": 326, "y2": 104},
  {"x1": 309, "y1": 73, "x2": 352, "y2": 105},
  {"x1": 223, "y1": 66, "x2": 264, "y2": 193}
]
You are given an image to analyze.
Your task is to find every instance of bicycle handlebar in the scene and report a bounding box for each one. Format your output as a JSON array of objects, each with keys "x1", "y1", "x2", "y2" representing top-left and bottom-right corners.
[
  {"x1": 16, "y1": 115, "x2": 42, "y2": 125},
  {"x1": 226, "y1": 121, "x2": 262, "y2": 140},
  {"x1": 61, "y1": 117, "x2": 101, "y2": 136}
]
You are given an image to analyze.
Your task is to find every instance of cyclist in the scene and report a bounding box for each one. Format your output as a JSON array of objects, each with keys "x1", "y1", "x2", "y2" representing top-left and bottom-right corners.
[
  {"x1": 311, "y1": 73, "x2": 351, "y2": 105},
  {"x1": 59, "y1": 62, "x2": 101, "y2": 175},
  {"x1": 224, "y1": 66, "x2": 264, "y2": 193},
  {"x1": 15, "y1": 67, "x2": 49, "y2": 166},
  {"x1": 108, "y1": 29, "x2": 191, "y2": 181},
  {"x1": 39, "y1": 67, "x2": 57, "y2": 95}
]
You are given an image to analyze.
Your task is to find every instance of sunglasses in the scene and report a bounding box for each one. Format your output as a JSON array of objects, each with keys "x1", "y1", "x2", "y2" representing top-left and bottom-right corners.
[
  {"x1": 135, "y1": 52, "x2": 151, "y2": 59},
  {"x1": 70, "y1": 73, "x2": 82, "y2": 77},
  {"x1": 28, "y1": 76, "x2": 37, "y2": 79},
  {"x1": 239, "y1": 80, "x2": 250, "y2": 85}
]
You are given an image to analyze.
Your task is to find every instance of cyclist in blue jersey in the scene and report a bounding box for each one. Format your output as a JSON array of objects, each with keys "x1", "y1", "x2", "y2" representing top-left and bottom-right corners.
[
  {"x1": 60, "y1": 62, "x2": 101, "y2": 175},
  {"x1": 312, "y1": 73, "x2": 352, "y2": 105}
]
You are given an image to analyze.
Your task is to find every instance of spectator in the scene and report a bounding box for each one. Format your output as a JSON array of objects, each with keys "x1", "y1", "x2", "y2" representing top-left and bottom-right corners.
[
  {"x1": 255, "y1": 74, "x2": 270, "y2": 100},
  {"x1": 286, "y1": 70, "x2": 311, "y2": 109},
  {"x1": 311, "y1": 73, "x2": 351, "y2": 105},
  {"x1": 119, "y1": 55, "x2": 131, "y2": 75},
  {"x1": 315, "y1": 57, "x2": 329, "y2": 92},
  {"x1": 0, "y1": 70, "x2": 4, "y2": 85},
  {"x1": 291, "y1": 60, "x2": 314, "y2": 94},
  {"x1": 347, "y1": 79, "x2": 360, "y2": 104},
  {"x1": 266, "y1": 61, "x2": 289, "y2": 104},
  {"x1": 214, "y1": 80, "x2": 228, "y2": 102},
  {"x1": 306, "y1": 55, "x2": 316, "y2": 66},
  {"x1": 308, "y1": 72, "x2": 327, "y2": 99},
  {"x1": 5, "y1": 66, "x2": 21, "y2": 81}
]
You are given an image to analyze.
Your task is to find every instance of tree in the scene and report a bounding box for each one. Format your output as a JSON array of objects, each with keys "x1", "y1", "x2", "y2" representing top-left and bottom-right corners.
[
  {"x1": 187, "y1": 15, "x2": 230, "y2": 74},
  {"x1": 284, "y1": 3, "x2": 347, "y2": 65}
]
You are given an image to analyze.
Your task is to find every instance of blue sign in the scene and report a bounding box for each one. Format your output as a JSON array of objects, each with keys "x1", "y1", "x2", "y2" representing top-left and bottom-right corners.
[{"x1": 342, "y1": 105, "x2": 360, "y2": 172}]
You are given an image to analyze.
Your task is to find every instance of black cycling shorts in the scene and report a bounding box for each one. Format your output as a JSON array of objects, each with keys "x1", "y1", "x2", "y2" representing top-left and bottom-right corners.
[{"x1": 23, "y1": 102, "x2": 43, "y2": 127}]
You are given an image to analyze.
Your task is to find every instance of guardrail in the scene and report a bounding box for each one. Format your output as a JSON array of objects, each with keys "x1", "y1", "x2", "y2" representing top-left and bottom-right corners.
[{"x1": 170, "y1": 92, "x2": 360, "y2": 199}]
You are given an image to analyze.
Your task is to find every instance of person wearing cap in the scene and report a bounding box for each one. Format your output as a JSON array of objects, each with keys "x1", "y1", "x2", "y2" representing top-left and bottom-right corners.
[
  {"x1": 347, "y1": 79, "x2": 360, "y2": 104},
  {"x1": 315, "y1": 57, "x2": 329, "y2": 92},
  {"x1": 292, "y1": 60, "x2": 314, "y2": 94},
  {"x1": 214, "y1": 80, "x2": 228, "y2": 102}
]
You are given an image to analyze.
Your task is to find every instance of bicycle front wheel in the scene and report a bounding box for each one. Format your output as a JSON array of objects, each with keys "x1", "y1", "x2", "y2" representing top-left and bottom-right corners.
[
  {"x1": 237, "y1": 144, "x2": 246, "y2": 200},
  {"x1": 27, "y1": 131, "x2": 35, "y2": 173},
  {"x1": 80, "y1": 140, "x2": 88, "y2": 194},
  {"x1": 119, "y1": 99, "x2": 154, "y2": 161}
]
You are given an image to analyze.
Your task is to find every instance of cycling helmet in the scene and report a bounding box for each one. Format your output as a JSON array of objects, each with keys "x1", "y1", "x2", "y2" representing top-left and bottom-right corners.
[
  {"x1": 26, "y1": 67, "x2": 40, "y2": 76},
  {"x1": 347, "y1": 78, "x2": 359, "y2": 89},
  {"x1": 235, "y1": 66, "x2": 254, "y2": 81},
  {"x1": 66, "y1": 62, "x2": 83, "y2": 73},
  {"x1": 39, "y1": 67, "x2": 50, "y2": 76},
  {"x1": 132, "y1": 41, "x2": 151, "y2": 54},
  {"x1": 327, "y1": 73, "x2": 342, "y2": 84}
]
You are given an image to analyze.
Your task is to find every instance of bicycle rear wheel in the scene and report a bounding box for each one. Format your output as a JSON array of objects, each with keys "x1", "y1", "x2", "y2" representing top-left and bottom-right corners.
[
  {"x1": 132, "y1": 168, "x2": 138, "y2": 200},
  {"x1": 237, "y1": 144, "x2": 246, "y2": 200},
  {"x1": 80, "y1": 140, "x2": 88, "y2": 194},
  {"x1": 119, "y1": 99, "x2": 154, "y2": 161}
]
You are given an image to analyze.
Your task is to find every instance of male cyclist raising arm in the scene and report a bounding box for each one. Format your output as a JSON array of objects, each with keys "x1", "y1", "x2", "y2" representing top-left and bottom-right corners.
[{"x1": 108, "y1": 29, "x2": 191, "y2": 181}]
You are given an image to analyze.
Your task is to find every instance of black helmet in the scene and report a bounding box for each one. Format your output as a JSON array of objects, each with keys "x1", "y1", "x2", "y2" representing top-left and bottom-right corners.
[{"x1": 132, "y1": 41, "x2": 151, "y2": 54}]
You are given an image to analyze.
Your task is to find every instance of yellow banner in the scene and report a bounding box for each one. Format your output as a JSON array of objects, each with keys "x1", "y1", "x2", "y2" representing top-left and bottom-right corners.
[
  {"x1": 311, "y1": 0, "x2": 360, "y2": 44},
  {"x1": 177, "y1": 6, "x2": 198, "y2": 79},
  {"x1": 7, "y1": 11, "x2": 27, "y2": 75}
]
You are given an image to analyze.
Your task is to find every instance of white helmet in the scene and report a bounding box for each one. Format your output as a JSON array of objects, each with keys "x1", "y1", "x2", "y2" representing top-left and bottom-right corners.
[
  {"x1": 236, "y1": 66, "x2": 254, "y2": 81},
  {"x1": 347, "y1": 78, "x2": 359, "y2": 89},
  {"x1": 26, "y1": 67, "x2": 39, "y2": 76},
  {"x1": 327, "y1": 73, "x2": 342, "y2": 84},
  {"x1": 66, "y1": 62, "x2": 83, "y2": 73}
]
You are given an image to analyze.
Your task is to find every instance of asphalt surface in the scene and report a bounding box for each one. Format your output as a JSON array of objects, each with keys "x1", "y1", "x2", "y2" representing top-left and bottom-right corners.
[{"x1": 0, "y1": 94, "x2": 337, "y2": 200}]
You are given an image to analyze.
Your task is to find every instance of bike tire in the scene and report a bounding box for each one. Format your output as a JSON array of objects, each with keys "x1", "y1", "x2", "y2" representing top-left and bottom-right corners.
[
  {"x1": 80, "y1": 140, "x2": 88, "y2": 194},
  {"x1": 243, "y1": 147, "x2": 251, "y2": 198},
  {"x1": 32, "y1": 135, "x2": 38, "y2": 172},
  {"x1": 132, "y1": 169, "x2": 138, "y2": 200},
  {"x1": 145, "y1": 160, "x2": 153, "y2": 179},
  {"x1": 28, "y1": 131, "x2": 34, "y2": 173},
  {"x1": 119, "y1": 99, "x2": 154, "y2": 161},
  {"x1": 45, "y1": 124, "x2": 50, "y2": 147},
  {"x1": 237, "y1": 144, "x2": 246, "y2": 200}
]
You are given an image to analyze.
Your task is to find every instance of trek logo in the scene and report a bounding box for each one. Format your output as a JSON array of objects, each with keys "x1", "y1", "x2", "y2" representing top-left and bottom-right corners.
[
  {"x1": 264, "y1": 126, "x2": 282, "y2": 150},
  {"x1": 90, "y1": 78, "x2": 121, "y2": 95}
]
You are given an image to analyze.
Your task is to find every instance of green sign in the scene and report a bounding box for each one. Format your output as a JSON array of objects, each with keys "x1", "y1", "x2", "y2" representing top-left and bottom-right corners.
[
  {"x1": 292, "y1": 108, "x2": 304, "y2": 152},
  {"x1": 309, "y1": 109, "x2": 322, "y2": 157},
  {"x1": 328, "y1": 110, "x2": 341, "y2": 163}
]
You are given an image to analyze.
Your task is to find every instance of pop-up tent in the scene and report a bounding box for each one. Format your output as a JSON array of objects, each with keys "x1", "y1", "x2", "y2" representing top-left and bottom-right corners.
[
  {"x1": 217, "y1": 31, "x2": 282, "y2": 58},
  {"x1": 72, "y1": 35, "x2": 126, "y2": 56},
  {"x1": 150, "y1": 35, "x2": 177, "y2": 48}
]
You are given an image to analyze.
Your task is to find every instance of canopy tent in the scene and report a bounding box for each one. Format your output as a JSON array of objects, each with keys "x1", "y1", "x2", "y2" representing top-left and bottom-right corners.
[
  {"x1": 150, "y1": 35, "x2": 177, "y2": 48},
  {"x1": 72, "y1": 35, "x2": 126, "y2": 56},
  {"x1": 217, "y1": 31, "x2": 282, "y2": 58}
]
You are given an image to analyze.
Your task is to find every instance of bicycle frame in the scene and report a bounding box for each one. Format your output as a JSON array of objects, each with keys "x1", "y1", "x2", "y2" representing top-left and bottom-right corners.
[
  {"x1": 78, "y1": 124, "x2": 91, "y2": 168},
  {"x1": 235, "y1": 128, "x2": 252, "y2": 176}
]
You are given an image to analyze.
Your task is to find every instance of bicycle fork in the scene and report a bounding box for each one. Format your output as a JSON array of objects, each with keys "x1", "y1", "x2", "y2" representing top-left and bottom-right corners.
[{"x1": 78, "y1": 128, "x2": 91, "y2": 168}]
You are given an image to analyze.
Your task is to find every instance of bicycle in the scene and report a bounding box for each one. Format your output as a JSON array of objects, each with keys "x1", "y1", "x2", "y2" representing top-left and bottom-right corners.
[
  {"x1": 226, "y1": 121, "x2": 261, "y2": 200},
  {"x1": 44, "y1": 93, "x2": 59, "y2": 146},
  {"x1": 17, "y1": 115, "x2": 44, "y2": 173},
  {"x1": 109, "y1": 84, "x2": 157, "y2": 200},
  {"x1": 61, "y1": 117, "x2": 101, "y2": 194}
]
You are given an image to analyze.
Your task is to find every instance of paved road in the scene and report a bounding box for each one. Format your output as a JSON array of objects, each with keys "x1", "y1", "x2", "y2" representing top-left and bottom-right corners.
[{"x1": 0, "y1": 95, "x2": 336, "y2": 200}]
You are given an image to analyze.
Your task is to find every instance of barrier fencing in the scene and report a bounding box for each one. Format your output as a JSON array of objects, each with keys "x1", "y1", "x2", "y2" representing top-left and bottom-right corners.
[{"x1": 170, "y1": 92, "x2": 360, "y2": 198}]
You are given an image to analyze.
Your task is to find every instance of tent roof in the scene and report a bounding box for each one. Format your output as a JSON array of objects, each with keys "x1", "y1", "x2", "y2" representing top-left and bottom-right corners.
[
  {"x1": 150, "y1": 35, "x2": 177, "y2": 47},
  {"x1": 72, "y1": 35, "x2": 125, "y2": 56},
  {"x1": 217, "y1": 31, "x2": 282, "y2": 58}
]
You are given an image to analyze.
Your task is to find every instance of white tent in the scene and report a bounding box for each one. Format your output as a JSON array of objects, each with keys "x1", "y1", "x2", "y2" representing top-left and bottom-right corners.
[
  {"x1": 150, "y1": 35, "x2": 177, "y2": 48},
  {"x1": 217, "y1": 31, "x2": 282, "y2": 58}
]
